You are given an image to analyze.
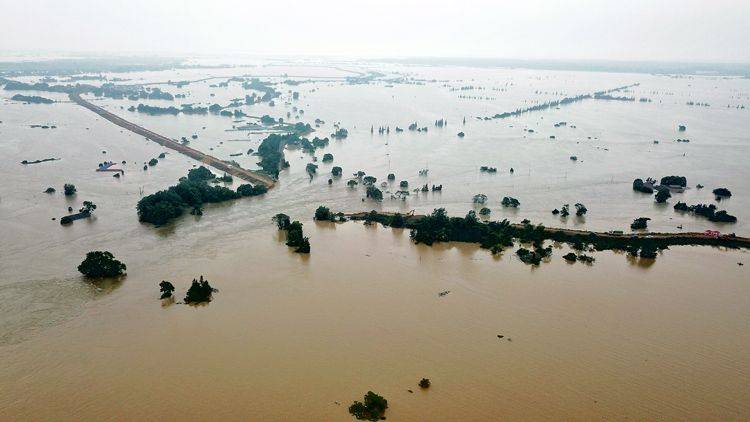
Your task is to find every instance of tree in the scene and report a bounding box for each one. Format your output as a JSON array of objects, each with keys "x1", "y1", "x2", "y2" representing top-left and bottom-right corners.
[
  {"x1": 78, "y1": 251, "x2": 126, "y2": 278},
  {"x1": 80, "y1": 201, "x2": 97, "y2": 214},
  {"x1": 296, "y1": 237, "x2": 311, "y2": 253},
  {"x1": 713, "y1": 187, "x2": 732, "y2": 198},
  {"x1": 272, "y1": 213, "x2": 291, "y2": 230},
  {"x1": 390, "y1": 213, "x2": 405, "y2": 228},
  {"x1": 501, "y1": 197, "x2": 520, "y2": 207},
  {"x1": 148, "y1": 158, "x2": 158, "y2": 166},
  {"x1": 655, "y1": 188, "x2": 671, "y2": 203},
  {"x1": 315, "y1": 206, "x2": 332, "y2": 221},
  {"x1": 63, "y1": 183, "x2": 77, "y2": 196},
  {"x1": 660, "y1": 176, "x2": 687, "y2": 187},
  {"x1": 285, "y1": 221, "x2": 305, "y2": 247},
  {"x1": 419, "y1": 378, "x2": 431, "y2": 389},
  {"x1": 187, "y1": 166, "x2": 215, "y2": 181},
  {"x1": 366, "y1": 186, "x2": 383, "y2": 201},
  {"x1": 630, "y1": 217, "x2": 650, "y2": 230},
  {"x1": 184, "y1": 275, "x2": 215, "y2": 303},
  {"x1": 332, "y1": 166, "x2": 342, "y2": 176},
  {"x1": 322, "y1": 153, "x2": 334, "y2": 162},
  {"x1": 349, "y1": 391, "x2": 388, "y2": 421},
  {"x1": 159, "y1": 280, "x2": 175, "y2": 299},
  {"x1": 574, "y1": 203, "x2": 587, "y2": 216},
  {"x1": 237, "y1": 184, "x2": 267, "y2": 196}
]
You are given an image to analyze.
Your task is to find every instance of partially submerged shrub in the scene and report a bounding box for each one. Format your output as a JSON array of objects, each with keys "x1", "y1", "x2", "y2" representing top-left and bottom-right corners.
[{"x1": 349, "y1": 391, "x2": 388, "y2": 421}]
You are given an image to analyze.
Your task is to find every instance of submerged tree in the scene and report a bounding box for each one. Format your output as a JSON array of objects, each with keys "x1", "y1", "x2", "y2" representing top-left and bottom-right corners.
[
  {"x1": 349, "y1": 391, "x2": 388, "y2": 421},
  {"x1": 272, "y1": 213, "x2": 291, "y2": 230},
  {"x1": 314, "y1": 206, "x2": 332, "y2": 221},
  {"x1": 63, "y1": 183, "x2": 77, "y2": 196},
  {"x1": 366, "y1": 186, "x2": 383, "y2": 201},
  {"x1": 184, "y1": 275, "x2": 215, "y2": 304},
  {"x1": 655, "y1": 187, "x2": 671, "y2": 203},
  {"x1": 159, "y1": 280, "x2": 175, "y2": 299},
  {"x1": 77, "y1": 251, "x2": 126, "y2": 278}
]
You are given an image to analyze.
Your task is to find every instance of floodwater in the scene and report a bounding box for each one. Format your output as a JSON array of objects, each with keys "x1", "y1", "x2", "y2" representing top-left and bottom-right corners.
[{"x1": 1, "y1": 60, "x2": 749, "y2": 420}]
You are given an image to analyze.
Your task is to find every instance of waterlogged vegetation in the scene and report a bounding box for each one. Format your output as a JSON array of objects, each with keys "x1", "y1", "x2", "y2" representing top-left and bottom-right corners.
[
  {"x1": 344, "y1": 208, "x2": 749, "y2": 264},
  {"x1": 11, "y1": 94, "x2": 54, "y2": 104},
  {"x1": 273, "y1": 214, "x2": 310, "y2": 253},
  {"x1": 77, "y1": 251, "x2": 126, "y2": 278},
  {"x1": 349, "y1": 391, "x2": 388, "y2": 421},
  {"x1": 137, "y1": 166, "x2": 265, "y2": 225}
]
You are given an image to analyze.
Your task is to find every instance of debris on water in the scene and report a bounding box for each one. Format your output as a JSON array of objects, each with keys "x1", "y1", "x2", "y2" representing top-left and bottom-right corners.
[
  {"x1": 407, "y1": 389, "x2": 413, "y2": 394},
  {"x1": 438, "y1": 290, "x2": 451, "y2": 297},
  {"x1": 497, "y1": 335, "x2": 504, "y2": 339}
]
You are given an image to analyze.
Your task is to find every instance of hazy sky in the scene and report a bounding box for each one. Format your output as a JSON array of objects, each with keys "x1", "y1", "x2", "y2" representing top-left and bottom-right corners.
[{"x1": 2, "y1": 0, "x2": 748, "y2": 62}]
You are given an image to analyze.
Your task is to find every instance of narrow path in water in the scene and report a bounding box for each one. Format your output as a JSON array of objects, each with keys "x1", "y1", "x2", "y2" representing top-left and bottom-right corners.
[{"x1": 69, "y1": 92, "x2": 276, "y2": 188}]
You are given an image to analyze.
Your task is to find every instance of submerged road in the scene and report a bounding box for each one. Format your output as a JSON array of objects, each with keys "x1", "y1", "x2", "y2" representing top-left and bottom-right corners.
[{"x1": 70, "y1": 93, "x2": 276, "y2": 188}]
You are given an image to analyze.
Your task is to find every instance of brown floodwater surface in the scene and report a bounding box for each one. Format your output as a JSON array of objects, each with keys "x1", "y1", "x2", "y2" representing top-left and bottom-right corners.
[
  {"x1": 1, "y1": 222, "x2": 748, "y2": 420},
  {"x1": 1, "y1": 61, "x2": 749, "y2": 420}
]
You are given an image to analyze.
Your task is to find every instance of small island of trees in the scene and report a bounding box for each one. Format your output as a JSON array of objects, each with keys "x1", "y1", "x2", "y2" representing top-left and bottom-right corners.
[
  {"x1": 137, "y1": 166, "x2": 265, "y2": 225},
  {"x1": 184, "y1": 276, "x2": 216, "y2": 304},
  {"x1": 349, "y1": 391, "x2": 388, "y2": 421},
  {"x1": 78, "y1": 251, "x2": 126, "y2": 278},
  {"x1": 273, "y1": 214, "x2": 310, "y2": 253}
]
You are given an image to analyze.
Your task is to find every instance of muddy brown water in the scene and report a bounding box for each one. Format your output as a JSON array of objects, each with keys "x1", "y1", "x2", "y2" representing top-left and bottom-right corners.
[{"x1": 1, "y1": 62, "x2": 749, "y2": 420}]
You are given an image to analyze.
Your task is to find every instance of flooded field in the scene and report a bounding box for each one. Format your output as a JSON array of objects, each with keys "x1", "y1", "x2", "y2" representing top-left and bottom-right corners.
[{"x1": 1, "y1": 60, "x2": 749, "y2": 420}]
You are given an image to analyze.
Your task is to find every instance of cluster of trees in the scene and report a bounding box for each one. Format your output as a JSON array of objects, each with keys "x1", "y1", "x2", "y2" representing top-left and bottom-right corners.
[
  {"x1": 137, "y1": 167, "x2": 265, "y2": 225},
  {"x1": 184, "y1": 276, "x2": 216, "y2": 304},
  {"x1": 630, "y1": 217, "x2": 650, "y2": 230},
  {"x1": 655, "y1": 187, "x2": 671, "y2": 203},
  {"x1": 501, "y1": 197, "x2": 520, "y2": 207},
  {"x1": 366, "y1": 186, "x2": 383, "y2": 201},
  {"x1": 63, "y1": 183, "x2": 77, "y2": 196},
  {"x1": 11, "y1": 94, "x2": 54, "y2": 104},
  {"x1": 273, "y1": 214, "x2": 310, "y2": 253},
  {"x1": 78, "y1": 251, "x2": 126, "y2": 278},
  {"x1": 241, "y1": 78, "x2": 281, "y2": 102},
  {"x1": 563, "y1": 252, "x2": 596, "y2": 263},
  {"x1": 713, "y1": 187, "x2": 732, "y2": 198},
  {"x1": 257, "y1": 134, "x2": 295, "y2": 177},
  {"x1": 552, "y1": 203, "x2": 587, "y2": 217},
  {"x1": 351, "y1": 209, "x2": 741, "y2": 261},
  {"x1": 489, "y1": 84, "x2": 638, "y2": 120},
  {"x1": 285, "y1": 135, "x2": 329, "y2": 154},
  {"x1": 349, "y1": 391, "x2": 388, "y2": 421},
  {"x1": 314, "y1": 206, "x2": 344, "y2": 222},
  {"x1": 660, "y1": 176, "x2": 687, "y2": 187},
  {"x1": 132, "y1": 103, "x2": 180, "y2": 115},
  {"x1": 516, "y1": 243, "x2": 552, "y2": 265},
  {"x1": 632, "y1": 178, "x2": 655, "y2": 193},
  {"x1": 237, "y1": 183, "x2": 268, "y2": 196},
  {"x1": 674, "y1": 202, "x2": 737, "y2": 223},
  {"x1": 331, "y1": 128, "x2": 348, "y2": 139}
]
